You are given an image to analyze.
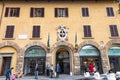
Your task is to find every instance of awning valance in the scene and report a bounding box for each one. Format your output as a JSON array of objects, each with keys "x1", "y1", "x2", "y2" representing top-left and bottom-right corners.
[
  {"x1": 25, "y1": 46, "x2": 46, "y2": 57},
  {"x1": 108, "y1": 46, "x2": 120, "y2": 56},
  {"x1": 79, "y1": 45, "x2": 99, "y2": 57}
]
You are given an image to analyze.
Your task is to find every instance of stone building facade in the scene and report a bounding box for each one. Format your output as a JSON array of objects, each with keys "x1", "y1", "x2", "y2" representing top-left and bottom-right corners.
[{"x1": 0, "y1": 0, "x2": 120, "y2": 76}]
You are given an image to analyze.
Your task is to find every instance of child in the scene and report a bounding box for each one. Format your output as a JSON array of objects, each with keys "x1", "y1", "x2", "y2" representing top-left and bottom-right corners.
[{"x1": 11, "y1": 73, "x2": 16, "y2": 80}]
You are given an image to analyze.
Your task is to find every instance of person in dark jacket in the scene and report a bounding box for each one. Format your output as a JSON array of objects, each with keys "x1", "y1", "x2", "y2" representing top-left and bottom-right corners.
[
  {"x1": 46, "y1": 63, "x2": 50, "y2": 77},
  {"x1": 6, "y1": 67, "x2": 14, "y2": 80},
  {"x1": 34, "y1": 63, "x2": 39, "y2": 79},
  {"x1": 55, "y1": 63, "x2": 61, "y2": 78}
]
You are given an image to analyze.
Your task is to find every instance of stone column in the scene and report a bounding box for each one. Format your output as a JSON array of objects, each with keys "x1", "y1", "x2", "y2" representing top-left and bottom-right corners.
[
  {"x1": 73, "y1": 49, "x2": 80, "y2": 75},
  {"x1": 45, "y1": 48, "x2": 52, "y2": 75},
  {"x1": 46, "y1": 49, "x2": 52, "y2": 65},
  {"x1": 16, "y1": 49, "x2": 24, "y2": 75},
  {"x1": 100, "y1": 44, "x2": 110, "y2": 73}
]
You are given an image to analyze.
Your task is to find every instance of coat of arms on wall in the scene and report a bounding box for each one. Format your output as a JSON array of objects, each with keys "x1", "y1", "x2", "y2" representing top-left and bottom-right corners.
[{"x1": 57, "y1": 25, "x2": 68, "y2": 41}]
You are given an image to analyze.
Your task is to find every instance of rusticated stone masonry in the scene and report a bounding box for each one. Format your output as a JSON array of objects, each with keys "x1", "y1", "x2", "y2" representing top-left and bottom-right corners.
[
  {"x1": 0, "y1": 41, "x2": 21, "y2": 73},
  {"x1": 1, "y1": 40, "x2": 119, "y2": 75}
]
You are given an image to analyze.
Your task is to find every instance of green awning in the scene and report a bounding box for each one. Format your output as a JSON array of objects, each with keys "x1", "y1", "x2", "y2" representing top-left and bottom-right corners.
[
  {"x1": 79, "y1": 45, "x2": 99, "y2": 57},
  {"x1": 108, "y1": 46, "x2": 120, "y2": 56},
  {"x1": 25, "y1": 46, "x2": 46, "y2": 57}
]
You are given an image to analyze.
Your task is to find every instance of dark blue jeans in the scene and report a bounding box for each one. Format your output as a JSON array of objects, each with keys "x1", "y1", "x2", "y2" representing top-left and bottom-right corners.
[
  {"x1": 56, "y1": 72, "x2": 59, "y2": 78},
  {"x1": 6, "y1": 76, "x2": 10, "y2": 80},
  {"x1": 35, "y1": 71, "x2": 38, "y2": 79}
]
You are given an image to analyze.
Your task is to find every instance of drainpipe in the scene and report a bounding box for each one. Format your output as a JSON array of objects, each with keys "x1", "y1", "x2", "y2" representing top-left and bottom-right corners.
[{"x1": 0, "y1": 0, "x2": 4, "y2": 27}]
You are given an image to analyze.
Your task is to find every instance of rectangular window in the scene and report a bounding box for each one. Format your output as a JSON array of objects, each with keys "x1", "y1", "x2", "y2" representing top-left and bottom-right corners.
[
  {"x1": 109, "y1": 25, "x2": 119, "y2": 37},
  {"x1": 83, "y1": 25, "x2": 92, "y2": 37},
  {"x1": 106, "y1": 7, "x2": 114, "y2": 17},
  {"x1": 82, "y1": 7, "x2": 89, "y2": 17},
  {"x1": 32, "y1": 26, "x2": 40, "y2": 38},
  {"x1": 55, "y1": 8, "x2": 68, "y2": 17},
  {"x1": 30, "y1": 8, "x2": 44, "y2": 17},
  {"x1": 5, "y1": 26, "x2": 14, "y2": 38},
  {"x1": 5, "y1": 7, "x2": 20, "y2": 17}
]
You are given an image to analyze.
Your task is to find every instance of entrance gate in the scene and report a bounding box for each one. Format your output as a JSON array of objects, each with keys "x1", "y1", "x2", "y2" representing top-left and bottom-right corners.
[{"x1": 56, "y1": 48, "x2": 70, "y2": 74}]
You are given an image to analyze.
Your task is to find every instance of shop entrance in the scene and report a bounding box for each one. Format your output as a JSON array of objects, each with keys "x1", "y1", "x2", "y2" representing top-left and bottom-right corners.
[
  {"x1": 80, "y1": 57, "x2": 103, "y2": 73},
  {"x1": 56, "y1": 48, "x2": 70, "y2": 74},
  {"x1": 109, "y1": 57, "x2": 120, "y2": 71},
  {"x1": 79, "y1": 45, "x2": 103, "y2": 74},
  {"x1": 1, "y1": 57, "x2": 11, "y2": 75},
  {"x1": 24, "y1": 57, "x2": 45, "y2": 75},
  {"x1": 24, "y1": 46, "x2": 46, "y2": 75},
  {"x1": 108, "y1": 46, "x2": 120, "y2": 72}
]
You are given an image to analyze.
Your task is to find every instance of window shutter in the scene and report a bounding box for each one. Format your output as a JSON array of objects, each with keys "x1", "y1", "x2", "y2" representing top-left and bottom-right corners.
[
  {"x1": 114, "y1": 25, "x2": 119, "y2": 36},
  {"x1": 106, "y1": 7, "x2": 114, "y2": 17},
  {"x1": 86, "y1": 8, "x2": 89, "y2": 17},
  {"x1": 106, "y1": 8, "x2": 110, "y2": 16},
  {"x1": 36, "y1": 26, "x2": 40, "y2": 37},
  {"x1": 5, "y1": 26, "x2": 14, "y2": 38},
  {"x1": 110, "y1": 8, "x2": 114, "y2": 16},
  {"x1": 42, "y1": 8, "x2": 44, "y2": 17},
  {"x1": 65, "y1": 8, "x2": 68, "y2": 17},
  {"x1": 110, "y1": 25, "x2": 119, "y2": 37},
  {"x1": 30, "y1": 8, "x2": 33, "y2": 17},
  {"x1": 32, "y1": 26, "x2": 40, "y2": 38},
  {"x1": 17, "y1": 8, "x2": 20, "y2": 17},
  {"x1": 84, "y1": 26, "x2": 87, "y2": 37},
  {"x1": 10, "y1": 8, "x2": 13, "y2": 16},
  {"x1": 110, "y1": 25, "x2": 114, "y2": 36},
  {"x1": 5, "y1": 7, "x2": 9, "y2": 17},
  {"x1": 84, "y1": 25, "x2": 91, "y2": 37},
  {"x1": 55, "y1": 8, "x2": 58, "y2": 17},
  {"x1": 82, "y1": 8, "x2": 85, "y2": 17},
  {"x1": 88, "y1": 26, "x2": 91, "y2": 37}
]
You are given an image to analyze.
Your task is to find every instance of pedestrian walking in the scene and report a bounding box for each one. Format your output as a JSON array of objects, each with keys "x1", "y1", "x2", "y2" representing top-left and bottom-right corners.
[
  {"x1": 50, "y1": 64, "x2": 54, "y2": 78},
  {"x1": 55, "y1": 63, "x2": 61, "y2": 78},
  {"x1": 5, "y1": 67, "x2": 14, "y2": 80},
  {"x1": 46, "y1": 63, "x2": 50, "y2": 76},
  {"x1": 34, "y1": 63, "x2": 39, "y2": 79},
  {"x1": 81, "y1": 62, "x2": 87, "y2": 75}
]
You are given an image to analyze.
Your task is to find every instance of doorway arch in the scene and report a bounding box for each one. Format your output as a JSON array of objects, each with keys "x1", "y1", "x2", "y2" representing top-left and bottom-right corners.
[
  {"x1": 56, "y1": 48, "x2": 70, "y2": 74},
  {"x1": 79, "y1": 45, "x2": 103, "y2": 73},
  {"x1": 24, "y1": 46, "x2": 46, "y2": 75}
]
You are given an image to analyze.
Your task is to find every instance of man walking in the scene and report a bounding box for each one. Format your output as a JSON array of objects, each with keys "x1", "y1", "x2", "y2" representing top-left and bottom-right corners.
[
  {"x1": 6, "y1": 67, "x2": 14, "y2": 80},
  {"x1": 55, "y1": 63, "x2": 61, "y2": 78},
  {"x1": 35, "y1": 63, "x2": 39, "y2": 79}
]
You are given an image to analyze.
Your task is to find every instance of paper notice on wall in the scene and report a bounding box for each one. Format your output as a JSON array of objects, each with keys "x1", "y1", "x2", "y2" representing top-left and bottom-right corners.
[{"x1": 18, "y1": 34, "x2": 27, "y2": 39}]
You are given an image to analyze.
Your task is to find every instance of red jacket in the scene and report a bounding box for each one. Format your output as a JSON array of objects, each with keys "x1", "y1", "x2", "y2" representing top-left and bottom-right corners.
[{"x1": 88, "y1": 64, "x2": 94, "y2": 72}]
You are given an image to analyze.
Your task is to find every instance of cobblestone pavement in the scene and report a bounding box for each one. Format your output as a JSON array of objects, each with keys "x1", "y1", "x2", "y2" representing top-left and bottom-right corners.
[{"x1": 0, "y1": 75, "x2": 89, "y2": 80}]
